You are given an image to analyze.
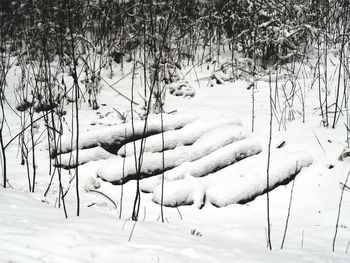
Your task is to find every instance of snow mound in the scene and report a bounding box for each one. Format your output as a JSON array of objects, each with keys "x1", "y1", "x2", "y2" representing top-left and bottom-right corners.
[
  {"x1": 55, "y1": 147, "x2": 114, "y2": 168},
  {"x1": 207, "y1": 150, "x2": 313, "y2": 207},
  {"x1": 140, "y1": 138, "x2": 262, "y2": 193},
  {"x1": 139, "y1": 175, "x2": 161, "y2": 193},
  {"x1": 153, "y1": 176, "x2": 205, "y2": 208},
  {"x1": 97, "y1": 124, "x2": 246, "y2": 184},
  {"x1": 152, "y1": 150, "x2": 313, "y2": 208},
  {"x1": 118, "y1": 117, "x2": 242, "y2": 157},
  {"x1": 55, "y1": 114, "x2": 197, "y2": 156}
]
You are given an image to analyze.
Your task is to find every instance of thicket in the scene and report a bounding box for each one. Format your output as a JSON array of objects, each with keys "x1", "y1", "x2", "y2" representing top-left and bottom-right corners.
[{"x1": 1, "y1": 0, "x2": 336, "y2": 69}]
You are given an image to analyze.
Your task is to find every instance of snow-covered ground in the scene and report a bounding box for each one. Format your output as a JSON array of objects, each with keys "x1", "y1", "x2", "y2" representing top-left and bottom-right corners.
[{"x1": 1, "y1": 55, "x2": 350, "y2": 262}]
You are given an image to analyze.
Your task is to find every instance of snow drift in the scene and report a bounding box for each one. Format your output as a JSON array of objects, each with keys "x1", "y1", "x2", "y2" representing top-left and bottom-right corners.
[{"x1": 152, "y1": 149, "x2": 313, "y2": 208}]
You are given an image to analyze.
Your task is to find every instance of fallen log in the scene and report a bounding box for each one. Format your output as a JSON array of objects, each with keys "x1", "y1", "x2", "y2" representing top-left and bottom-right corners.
[
  {"x1": 140, "y1": 138, "x2": 262, "y2": 193},
  {"x1": 53, "y1": 114, "x2": 197, "y2": 156},
  {"x1": 152, "y1": 150, "x2": 313, "y2": 208},
  {"x1": 118, "y1": 117, "x2": 242, "y2": 157},
  {"x1": 97, "y1": 124, "x2": 246, "y2": 184}
]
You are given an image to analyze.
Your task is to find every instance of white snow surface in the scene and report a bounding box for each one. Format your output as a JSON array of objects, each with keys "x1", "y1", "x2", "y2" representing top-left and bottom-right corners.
[
  {"x1": 97, "y1": 124, "x2": 246, "y2": 183},
  {"x1": 153, "y1": 175, "x2": 206, "y2": 208},
  {"x1": 140, "y1": 138, "x2": 262, "y2": 193},
  {"x1": 152, "y1": 149, "x2": 313, "y2": 208},
  {"x1": 118, "y1": 117, "x2": 242, "y2": 157},
  {"x1": 3, "y1": 183, "x2": 349, "y2": 263},
  {"x1": 56, "y1": 146, "x2": 115, "y2": 168},
  {"x1": 57, "y1": 114, "x2": 197, "y2": 155},
  {"x1": 206, "y1": 150, "x2": 314, "y2": 207}
]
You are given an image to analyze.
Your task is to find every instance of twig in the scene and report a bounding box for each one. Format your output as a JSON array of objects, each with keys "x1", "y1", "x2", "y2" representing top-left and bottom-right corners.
[
  {"x1": 122, "y1": 218, "x2": 131, "y2": 231},
  {"x1": 301, "y1": 230, "x2": 304, "y2": 249},
  {"x1": 339, "y1": 182, "x2": 350, "y2": 191},
  {"x1": 332, "y1": 170, "x2": 350, "y2": 251},
  {"x1": 89, "y1": 189, "x2": 117, "y2": 208},
  {"x1": 280, "y1": 178, "x2": 296, "y2": 249},
  {"x1": 313, "y1": 130, "x2": 326, "y2": 153},
  {"x1": 100, "y1": 69, "x2": 141, "y2": 106},
  {"x1": 128, "y1": 221, "x2": 137, "y2": 242},
  {"x1": 176, "y1": 207, "x2": 183, "y2": 221},
  {"x1": 266, "y1": 70, "x2": 273, "y2": 250},
  {"x1": 143, "y1": 206, "x2": 147, "y2": 221}
]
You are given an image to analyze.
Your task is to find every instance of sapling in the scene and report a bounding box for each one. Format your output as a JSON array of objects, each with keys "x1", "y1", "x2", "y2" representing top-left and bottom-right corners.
[
  {"x1": 266, "y1": 71, "x2": 273, "y2": 250},
  {"x1": 280, "y1": 166, "x2": 296, "y2": 249},
  {"x1": 324, "y1": 2, "x2": 329, "y2": 127},
  {"x1": 332, "y1": 0, "x2": 348, "y2": 128},
  {"x1": 332, "y1": 170, "x2": 350, "y2": 252},
  {"x1": 66, "y1": 0, "x2": 84, "y2": 216},
  {"x1": 0, "y1": 31, "x2": 10, "y2": 188}
]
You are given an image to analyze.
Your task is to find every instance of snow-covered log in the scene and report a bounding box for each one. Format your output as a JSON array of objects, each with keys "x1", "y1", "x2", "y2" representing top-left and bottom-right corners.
[
  {"x1": 139, "y1": 175, "x2": 161, "y2": 193},
  {"x1": 140, "y1": 138, "x2": 262, "y2": 193},
  {"x1": 97, "y1": 125, "x2": 246, "y2": 184},
  {"x1": 206, "y1": 151, "x2": 313, "y2": 207},
  {"x1": 54, "y1": 114, "x2": 197, "y2": 156},
  {"x1": 153, "y1": 176, "x2": 205, "y2": 208},
  {"x1": 118, "y1": 117, "x2": 242, "y2": 157},
  {"x1": 152, "y1": 150, "x2": 313, "y2": 208},
  {"x1": 55, "y1": 147, "x2": 115, "y2": 169}
]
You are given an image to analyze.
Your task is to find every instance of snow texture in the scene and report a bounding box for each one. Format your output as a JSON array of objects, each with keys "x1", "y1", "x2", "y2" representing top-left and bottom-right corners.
[
  {"x1": 258, "y1": 72, "x2": 288, "y2": 82},
  {"x1": 97, "y1": 124, "x2": 246, "y2": 184},
  {"x1": 55, "y1": 146, "x2": 115, "y2": 169},
  {"x1": 153, "y1": 176, "x2": 205, "y2": 208},
  {"x1": 56, "y1": 114, "x2": 197, "y2": 155},
  {"x1": 140, "y1": 138, "x2": 262, "y2": 193},
  {"x1": 118, "y1": 117, "x2": 242, "y2": 157},
  {"x1": 167, "y1": 81, "x2": 195, "y2": 98},
  {"x1": 206, "y1": 150, "x2": 313, "y2": 207},
  {"x1": 152, "y1": 149, "x2": 313, "y2": 208}
]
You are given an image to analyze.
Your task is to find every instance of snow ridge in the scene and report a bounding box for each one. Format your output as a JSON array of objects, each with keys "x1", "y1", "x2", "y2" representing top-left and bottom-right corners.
[
  {"x1": 97, "y1": 124, "x2": 246, "y2": 184},
  {"x1": 140, "y1": 138, "x2": 262, "y2": 193},
  {"x1": 152, "y1": 149, "x2": 313, "y2": 208},
  {"x1": 55, "y1": 114, "x2": 197, "y2": 156}
]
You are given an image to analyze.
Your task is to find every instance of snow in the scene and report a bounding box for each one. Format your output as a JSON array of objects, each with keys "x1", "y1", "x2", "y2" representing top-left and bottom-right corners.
[
  {"x1": 140, "y1": 138, "x2": 262, "y2": 193},
  {"x1": 97, "y1": 124, "x2": 246, "y2": 183},
  {"x1": 118, "y1": 117, "x2": 242, "y2": 157},
  {"x1": 152, "y1": 148, "x2": 313, "y2": 208},
  {"x1": 258, "y1": 72, "x2": 289, "y2": 82},
  {"x1": 206, "y1": 150, "x2": 313, "y2": 207},
  {"x1": 153, "y1": 175, "x2": 205, "y2": 208},
  {"x1": 167, "y1": 81, "x2": 195, "y2": 98},
  {"x1": 56, "y1": 113, "x2": 197, "y2": 155},
  {"x1": 2, "y1": 43, "x2": 350, "y2": 263},
  {"x1": 56, "y1": 146, "x2": 115, "y2": 168}
]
